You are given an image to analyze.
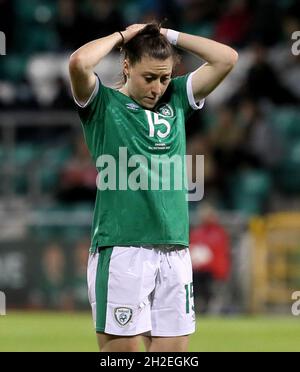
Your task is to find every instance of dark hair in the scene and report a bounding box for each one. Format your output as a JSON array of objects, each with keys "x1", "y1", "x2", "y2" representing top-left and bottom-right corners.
[{"x1": 119, "y1": 23, "x2": 180, "y2": 85}]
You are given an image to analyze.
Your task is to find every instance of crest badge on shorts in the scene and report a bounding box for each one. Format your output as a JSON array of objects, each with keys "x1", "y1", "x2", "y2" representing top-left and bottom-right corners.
[{"x1": 114, "y1": 307, "x2": 133, "y2": 327}]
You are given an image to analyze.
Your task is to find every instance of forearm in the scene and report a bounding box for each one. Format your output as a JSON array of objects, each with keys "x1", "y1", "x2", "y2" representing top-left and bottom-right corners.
[
  {"x1": 69, "y1": 24, "x2": 146, "y2": 103},
  {"x1": 70, "y1": 32, "x2": 122, "y2": 71},
  {"x1": 164, "y1": 29, "x2": 238, "y2": 67},
  {"x1": 162, "y1": 28, "x2": 238, "y2": 101}
]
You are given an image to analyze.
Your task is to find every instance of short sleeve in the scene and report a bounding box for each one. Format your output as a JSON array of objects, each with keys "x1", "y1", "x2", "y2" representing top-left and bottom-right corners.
[
  {"x1": 171, "y1": 73, "x2": 205, "y2": 117},
  {"x1": 73, "y1": 75, "x2": 107, "y2": 125}
]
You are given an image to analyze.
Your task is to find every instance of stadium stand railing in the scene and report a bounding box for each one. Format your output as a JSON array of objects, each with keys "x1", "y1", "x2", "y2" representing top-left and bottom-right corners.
[{"x1": 249, "y1": 213, "x2": 300, "y2": 313}]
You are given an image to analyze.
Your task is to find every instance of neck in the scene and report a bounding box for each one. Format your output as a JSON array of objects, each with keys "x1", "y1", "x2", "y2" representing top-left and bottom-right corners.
[{"x1": 119, "y1": 85, "x2": 129, "y2": 96}]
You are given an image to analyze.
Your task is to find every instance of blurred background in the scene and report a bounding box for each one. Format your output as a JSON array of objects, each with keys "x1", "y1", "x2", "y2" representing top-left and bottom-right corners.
[{"x1": 0, "y1": 0, "x2": 300, "y2": 319}]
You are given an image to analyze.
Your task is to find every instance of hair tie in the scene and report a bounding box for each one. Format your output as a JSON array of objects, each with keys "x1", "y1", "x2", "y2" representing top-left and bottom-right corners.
[{"x1": 118, "y1": 31, "x2": 125, "y2": 48}]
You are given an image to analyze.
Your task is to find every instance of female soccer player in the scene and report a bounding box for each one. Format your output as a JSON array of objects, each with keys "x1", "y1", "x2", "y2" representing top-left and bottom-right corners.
[{"x1": 69, "y1": 23, "x2": 238, "y2": 352}]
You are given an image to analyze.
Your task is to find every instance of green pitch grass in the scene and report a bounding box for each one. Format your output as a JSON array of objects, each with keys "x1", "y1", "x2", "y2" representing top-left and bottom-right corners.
[{"x1": 0, "y1": 311, "x2": 300, "y2": 352}]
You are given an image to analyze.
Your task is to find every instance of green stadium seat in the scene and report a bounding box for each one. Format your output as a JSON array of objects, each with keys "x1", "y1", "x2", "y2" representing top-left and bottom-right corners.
[
  {"x1": 270, "y1": 108, "x2": 300, "y2": 141},
  {"x1": 229, "y1": 169, "x2": 272, "y2": 215},
  {"x1": 43, "y1": 145, "x2": 72, "y2": 166},
  {"x1": 274, "y1": 140, "x2": 300, "y2": 193},
  {"x1": 13, "y1": 0, "x2": 58, "y2": 53},
  {"x1": 13, "y1": 143, "x2": 41, "y2": 194},
  {"x1": 14, "y1": 143, "x2": 40, "y2": 167},
  {"x1": 0, "y1": 146, "x2": 3, "y2": 162},
  {"x1": 0, "y1": 55, "x2": 28, "y2": 82},
  {"x1": 29, "y1": 203, "x2": 91, "y2": 241},
  {"x1": 14, "y1": 0, "x2": 40, "y2": 22},
  {"x1": 39, "y1": 167, "x2": 60, "y2": 193},
  {"x1": 14, "y1": 0, "x2": 56, "y2": 23},
  {"x1": 39, "y1": 145, "x2": 72, "y2": 192}
]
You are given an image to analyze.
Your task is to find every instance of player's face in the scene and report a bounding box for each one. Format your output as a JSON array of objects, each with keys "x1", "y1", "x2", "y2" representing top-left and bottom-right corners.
[{"x1": 124, "y1": 56, "x2": 173, "y2": 108}]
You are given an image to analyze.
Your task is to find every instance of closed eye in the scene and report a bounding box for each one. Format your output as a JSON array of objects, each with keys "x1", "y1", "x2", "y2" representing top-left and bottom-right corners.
[
  {"x1": 144, "y1": 76, "x2": 171, "y2": 83},
  {"x1": 161, "y1": 77, "x2": 170, "y2": 84},
  {"x1": 145, "y1": 77, "x2": 154, "y2": 83}
]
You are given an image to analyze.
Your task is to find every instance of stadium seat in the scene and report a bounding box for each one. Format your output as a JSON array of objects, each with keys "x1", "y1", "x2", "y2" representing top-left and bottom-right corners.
[
  {"x1": 229, "y1": 169, "x2": 272, "y2": 215},
  {"x1": 270, "y1": 108, "x2": 300, "y2": 141},
  {"x1": 13, "y1": 143, "x2": 41, "y2": 194},
  {"x1": 0, "y1": 55, "x2": 28, "y2": 82},
  {"x1": 14, "y1": 143, "x2": 40, "y2": 167},
  {"x1": 14, "y1": 0, "x2": 58, "y2": 54},
  {"x1": 0, "y1": 146, "x2": 3, "y2": 162},
  {"x1": 274, "y1": 140, "x2": 300, "y2": 193},
  {"x1": 38, "y1": 145, "x2": 72, "y2": 192}
]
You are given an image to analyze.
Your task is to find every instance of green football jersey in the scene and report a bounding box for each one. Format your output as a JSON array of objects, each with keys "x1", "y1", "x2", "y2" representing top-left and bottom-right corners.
[{"x1": 76, "y1": 73, "x2": 203, "y2": 252}]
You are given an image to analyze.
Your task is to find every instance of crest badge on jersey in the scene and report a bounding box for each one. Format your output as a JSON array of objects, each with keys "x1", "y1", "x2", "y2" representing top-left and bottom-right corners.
[
  {"x1": 155, "y1": 103, "x2": 174, "y2": 118},
  {"x1": 114, "y1": 307, "x2": 133, "y2": 326}
]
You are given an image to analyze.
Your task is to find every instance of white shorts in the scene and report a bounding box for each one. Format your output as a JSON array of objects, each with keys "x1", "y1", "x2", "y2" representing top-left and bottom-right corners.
[{"x1": 87, "y1": 245, "x2": 195, "y2": 337}]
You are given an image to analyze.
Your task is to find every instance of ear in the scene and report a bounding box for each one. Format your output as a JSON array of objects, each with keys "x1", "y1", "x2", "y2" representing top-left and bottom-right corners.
[{"x1": 123, "y1": 59, "x2": 130, "y2": 79}]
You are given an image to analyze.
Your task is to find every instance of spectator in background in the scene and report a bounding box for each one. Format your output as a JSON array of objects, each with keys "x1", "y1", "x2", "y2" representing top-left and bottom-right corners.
[
  {"x1": 52, "y1": 77, "x2": 73, "y2": 109},
  {"x1": 15, "y1": 77, "x2": 39, "y2": 110},
  {"x1": 178, "y1": 0, "x2": 219, "y2": 38},
  {"x1": 186, "y1": 133, "x2": 217, "y2": 191},
  {"x1": 31, "y1": 243, "x2": 72, "y2": 310},
  {"x1": 237, "y1": 98, "x2": 283, "y2": 169},
  {"x1": 56, "y1": 0, "x2": 82, "y2": 51},
  {"x1": 85, "y1": 0, "x2": 125, "y2": 40},
  {"x1": 209, "y1": 105, "x2": 244, "y2": 207},
  {"x1": 250, "y1": 0, "x2": 282, "y2": 47},
  {"x1": 136, "y1": 0, "x2": 163, "y2": 24},
  {"x1": 70, "y1": 238, "x2": 90, "y2": 310},
  {"x1": 214, "y1": 0, "x2": 253, "y2": 48},
  {"x1": 56, "y1": 135, "x2": 97, "y2": 203},
  {"x1": 242, "y1": 43, "x2": 299, "y2": 105},
  {"x1": 190, "y1": 204, "x2": 231, "y2": 313}
]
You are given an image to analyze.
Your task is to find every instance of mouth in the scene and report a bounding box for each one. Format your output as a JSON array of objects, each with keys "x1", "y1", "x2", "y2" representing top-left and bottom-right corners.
[{"x1": 144, "y1": 97, "x2": 158, "y2": 105}]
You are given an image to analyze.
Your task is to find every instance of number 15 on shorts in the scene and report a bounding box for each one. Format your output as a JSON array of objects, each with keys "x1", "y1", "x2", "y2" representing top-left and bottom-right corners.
[{"x1": 185, "y1": 282, "x2": 194, "y2": 314}]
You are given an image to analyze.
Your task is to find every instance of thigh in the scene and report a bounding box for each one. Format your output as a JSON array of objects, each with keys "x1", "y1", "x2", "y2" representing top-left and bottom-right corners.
[
  {"x1": 150, "y1": 248, "x2": 195, "y2": 337},
  {"x1": 88, "y1": 246, "x2": 158, "y2": 336}
]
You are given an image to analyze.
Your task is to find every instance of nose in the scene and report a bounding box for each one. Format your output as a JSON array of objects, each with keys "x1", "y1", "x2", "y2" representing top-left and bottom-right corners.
[{"x1": 151, "y1": 80, "x2": 162, "y2": 97}]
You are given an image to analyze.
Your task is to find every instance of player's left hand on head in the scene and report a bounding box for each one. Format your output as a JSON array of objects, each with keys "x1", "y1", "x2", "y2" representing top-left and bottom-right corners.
[{"x1": 160, "y1": 27, "x2": 167, "y2": 36}]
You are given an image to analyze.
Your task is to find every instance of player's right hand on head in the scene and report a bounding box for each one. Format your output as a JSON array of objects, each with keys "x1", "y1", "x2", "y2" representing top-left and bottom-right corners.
[{"x1": 122, "y1": 24, "x2": 146, "y2": 43}]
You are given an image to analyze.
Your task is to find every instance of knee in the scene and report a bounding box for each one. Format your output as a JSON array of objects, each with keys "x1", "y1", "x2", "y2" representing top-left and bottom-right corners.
[
  {"x1": 101, "y1": 340, "x2": 140, "y2": 352},
  {"x1": 97, "y1": 333, "x2": 140, "y2": 352}
]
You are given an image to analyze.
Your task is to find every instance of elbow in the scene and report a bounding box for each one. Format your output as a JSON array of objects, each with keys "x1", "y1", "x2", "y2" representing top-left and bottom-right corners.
[
  {"x1": 225, "y1": 48, "x2": 239, "y2": 69},
  {"x1": 69, "y1": 52, "x2": 85, "y2": 73},
  {"x1": 214, "y1": 48, "x2": 238, "y2": 73},
  {"x1": 230, "y1": 49, "x2": 239, "y2": 65}
]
